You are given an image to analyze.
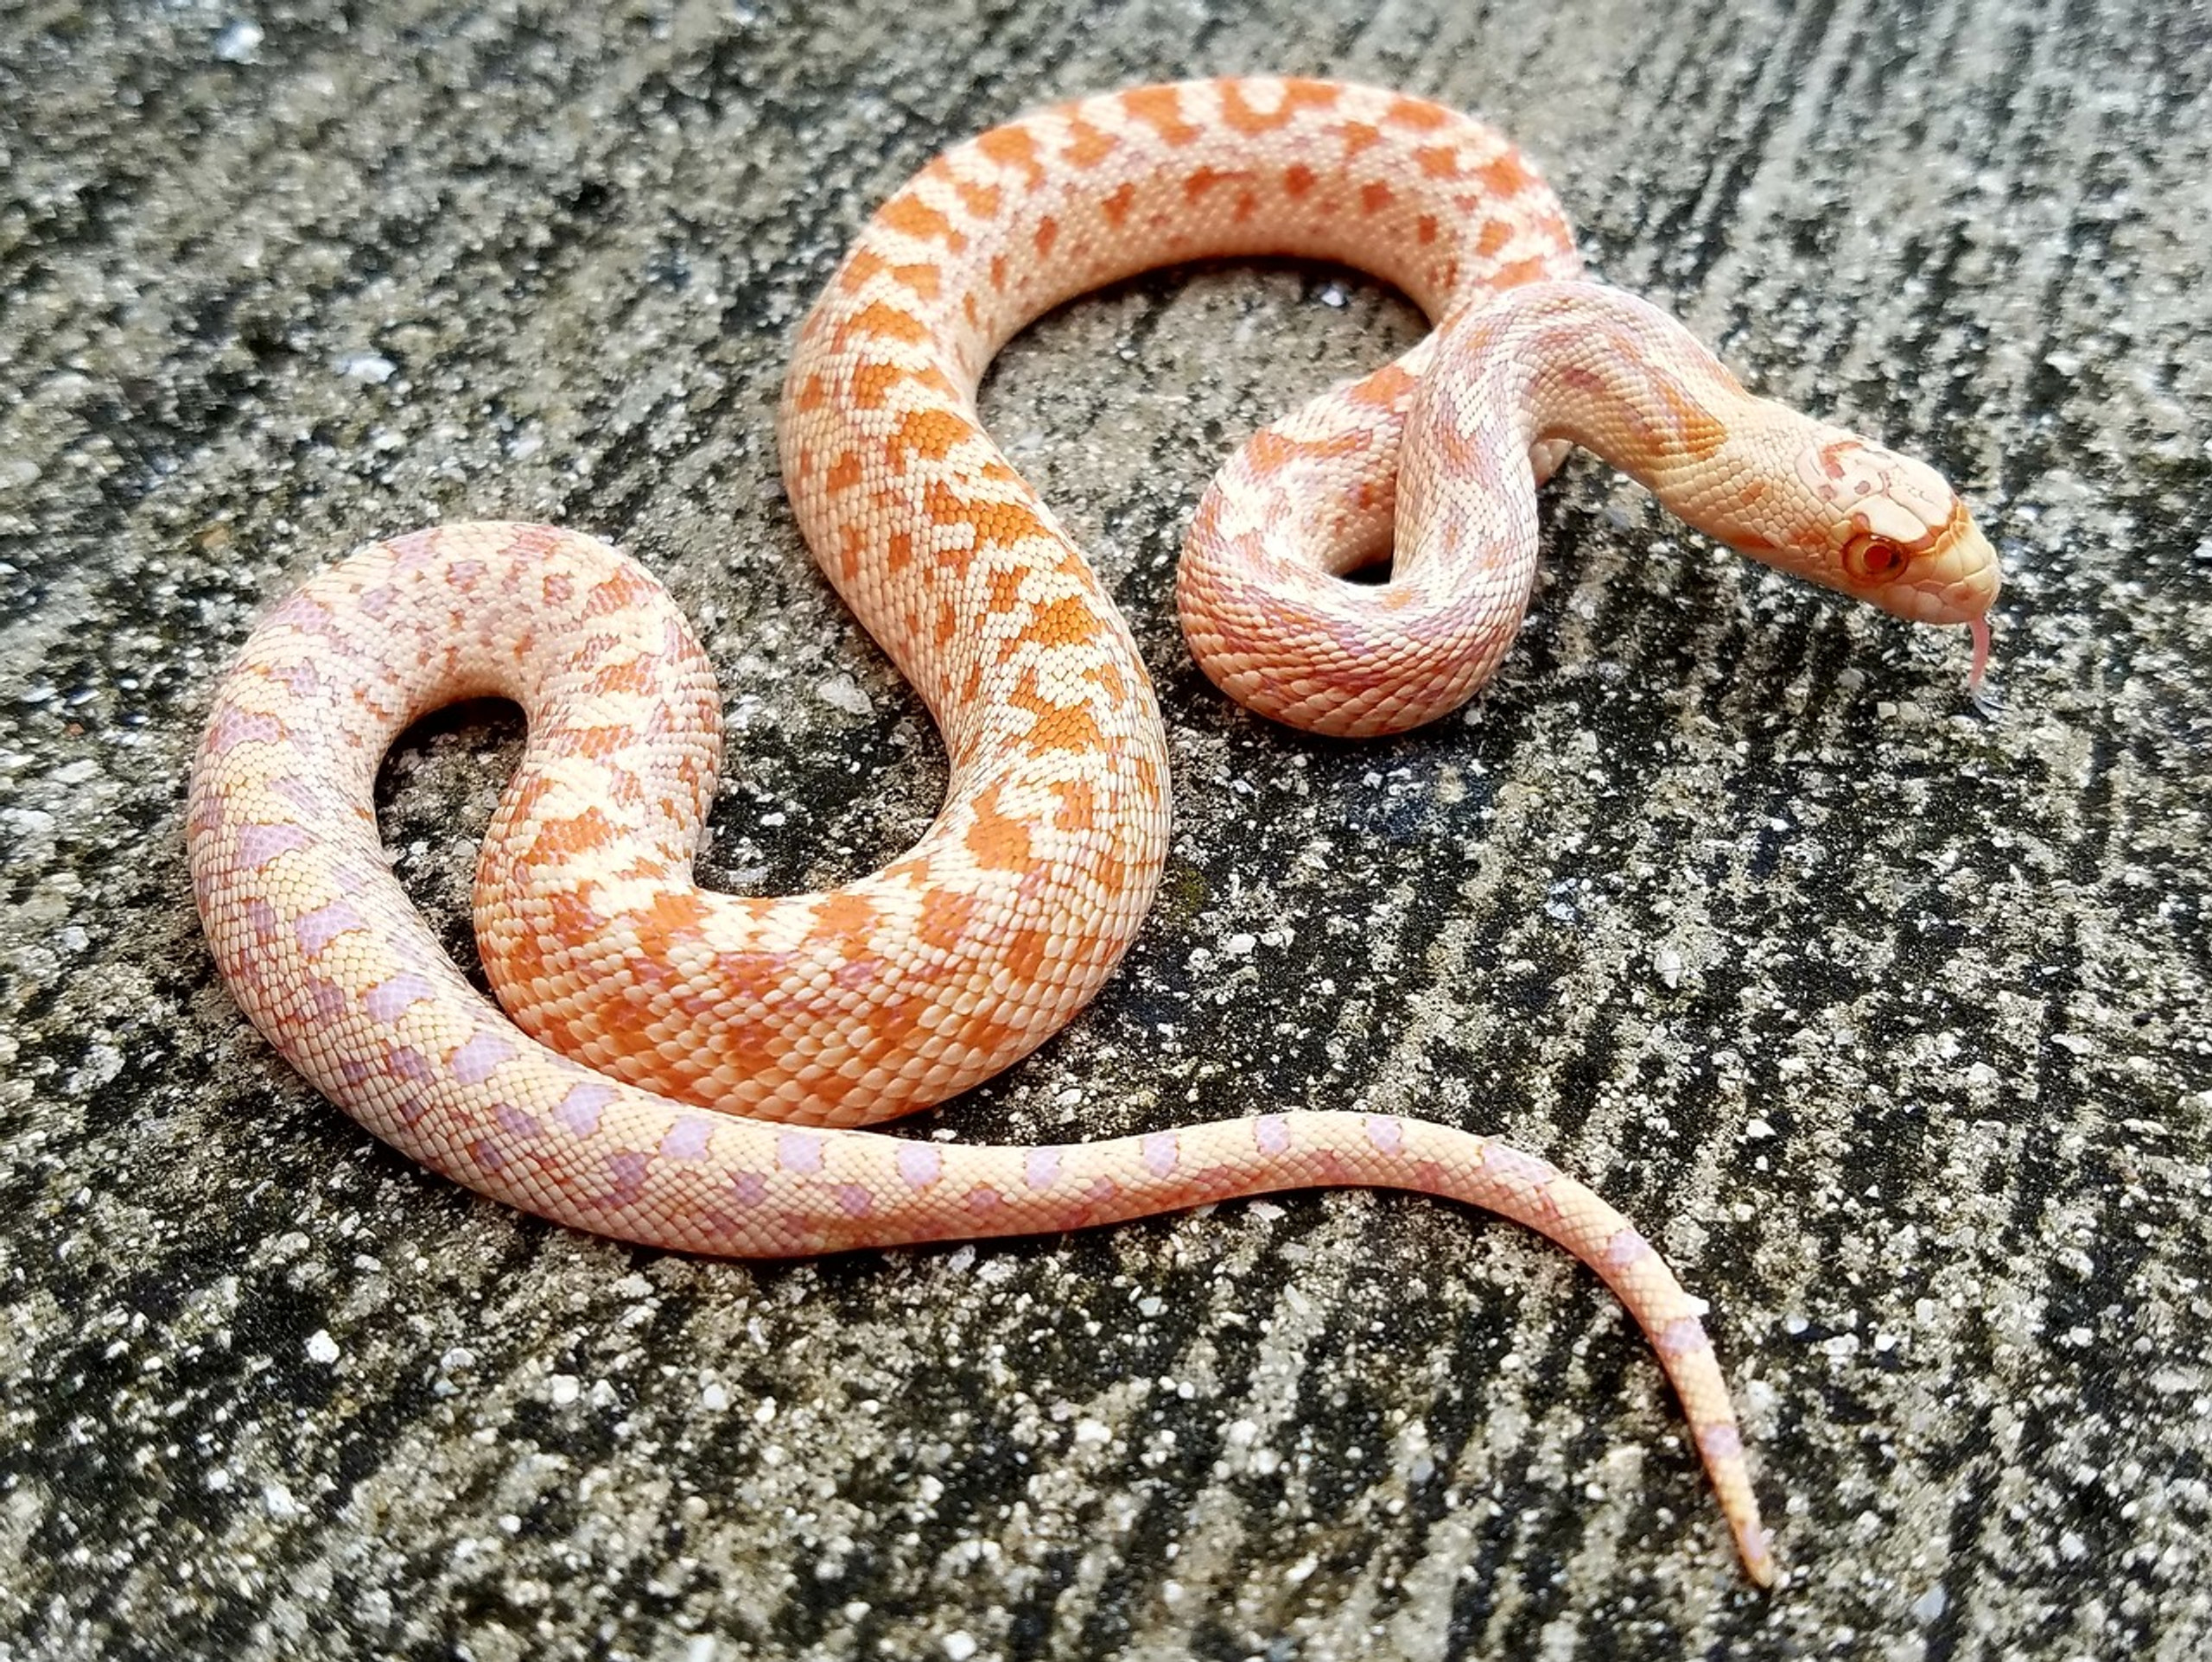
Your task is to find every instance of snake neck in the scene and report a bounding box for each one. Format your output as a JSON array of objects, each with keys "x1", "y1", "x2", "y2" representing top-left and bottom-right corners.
[
  {"x1": 1413, "y1": 281, "x2": 1829, "y2": 568},
  {"x1": 1428, "y1": 281, "x2": 2001, "y2": 634}
]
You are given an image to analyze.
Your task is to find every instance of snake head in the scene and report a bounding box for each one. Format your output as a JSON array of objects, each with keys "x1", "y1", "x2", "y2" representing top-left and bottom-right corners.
[
  {"x1": 1736, "y1": 430, "x2": 2002, "y2": 687},
  {"x1": 1789, "y1": 433, "x2": 2000, "y2": 624}
]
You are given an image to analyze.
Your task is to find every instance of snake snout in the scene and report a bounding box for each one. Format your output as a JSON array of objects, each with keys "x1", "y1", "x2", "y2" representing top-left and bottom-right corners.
[{"x1": 1900, "y1": 518, "x2": 2002, "y2": 629}]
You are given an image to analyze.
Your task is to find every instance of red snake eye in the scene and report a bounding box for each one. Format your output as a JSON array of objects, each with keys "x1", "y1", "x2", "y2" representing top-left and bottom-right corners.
[{"x1": 1842, "y1": 532, "x2": 1910, "y2": 582}]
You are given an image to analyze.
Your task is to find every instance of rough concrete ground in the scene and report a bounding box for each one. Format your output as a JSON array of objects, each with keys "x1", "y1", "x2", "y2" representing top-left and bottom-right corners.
[{"x1": 3, "y1": 1, "x2": 2209, "y2": 1658}]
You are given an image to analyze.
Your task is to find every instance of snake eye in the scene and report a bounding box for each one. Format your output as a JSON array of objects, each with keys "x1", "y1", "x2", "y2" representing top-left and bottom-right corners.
[{"x1": 1841, "y1": 532, "x2": 1911, "y2": 583}]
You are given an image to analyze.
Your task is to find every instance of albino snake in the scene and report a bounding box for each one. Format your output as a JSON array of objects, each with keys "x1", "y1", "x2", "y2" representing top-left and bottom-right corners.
[{"x1": 188, "y1": 78, "x2": 2004, "y2": 1587}]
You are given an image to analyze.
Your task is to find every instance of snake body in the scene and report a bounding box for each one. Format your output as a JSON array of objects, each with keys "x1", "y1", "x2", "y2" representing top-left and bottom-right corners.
[{"x1": 188, "y1": 79, "x2": 2004, "y2": 1587}]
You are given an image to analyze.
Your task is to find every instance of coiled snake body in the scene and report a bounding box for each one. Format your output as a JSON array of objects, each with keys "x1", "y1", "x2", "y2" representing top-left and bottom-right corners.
[{"x1": 189, "y1": 79, "x2": 2003, "y2": 1587}]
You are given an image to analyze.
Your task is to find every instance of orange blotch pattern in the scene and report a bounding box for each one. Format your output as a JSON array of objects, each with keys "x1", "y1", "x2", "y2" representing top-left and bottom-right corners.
[
  {"x1": 1120, "y1": 86, "x2": 1202, "y2": 147},
  {"x1": 835, "y1": 301, "x2": 932, "y2": 350},
  {"x1": 877, "y1": 195, "x2": 968, "y2": 251},
  {"x1": 976, "y1": 126, "x2": 1046, "y2": 190},
  {"x1": 963, "y1": 785, "x2": 1034, "y2": 872},
  {"x1": 887, "y1": 408, "x2": 976, "y2": 473},
  {"x1": 1059, "y1": 117, "x2": 1119, "y2": 168}
]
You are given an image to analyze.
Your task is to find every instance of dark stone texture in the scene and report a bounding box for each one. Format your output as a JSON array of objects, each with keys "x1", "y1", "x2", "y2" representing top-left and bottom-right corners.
[{"x1": 3, "y1": 2, "x2": 2207, "y2": 1658}]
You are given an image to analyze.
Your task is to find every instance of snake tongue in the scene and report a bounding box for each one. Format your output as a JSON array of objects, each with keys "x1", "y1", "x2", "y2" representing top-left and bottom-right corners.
[{"x1": 1967, "y1": 615, "x2": 1993, "y2": 692}]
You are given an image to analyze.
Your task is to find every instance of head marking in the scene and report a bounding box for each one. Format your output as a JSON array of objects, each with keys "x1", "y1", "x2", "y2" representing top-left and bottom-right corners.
[{"x1": 1795, "y1": 435, "x2": 1954, "y2": 561}]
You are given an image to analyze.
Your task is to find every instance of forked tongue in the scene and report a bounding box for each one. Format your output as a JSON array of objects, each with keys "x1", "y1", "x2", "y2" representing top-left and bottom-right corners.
[{"x1": 1967, "y1": 615, "x2": 1993, "y2": 693}]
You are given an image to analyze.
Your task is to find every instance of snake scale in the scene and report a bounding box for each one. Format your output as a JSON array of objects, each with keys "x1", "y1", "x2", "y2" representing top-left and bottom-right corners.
[{"x1": 188, "y1": 78, "x2": 2004, "y2": 1586}]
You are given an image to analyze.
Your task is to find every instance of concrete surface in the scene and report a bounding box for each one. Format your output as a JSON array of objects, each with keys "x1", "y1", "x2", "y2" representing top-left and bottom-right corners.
[{"x1": 3, "y1": 1, "x2": 2209, "y2": 1658}]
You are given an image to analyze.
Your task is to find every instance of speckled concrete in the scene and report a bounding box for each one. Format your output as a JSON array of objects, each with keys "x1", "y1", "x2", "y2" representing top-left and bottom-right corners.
[{"x1": 3, "y1": 2, "x2": 2209, "y2": 1658}]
